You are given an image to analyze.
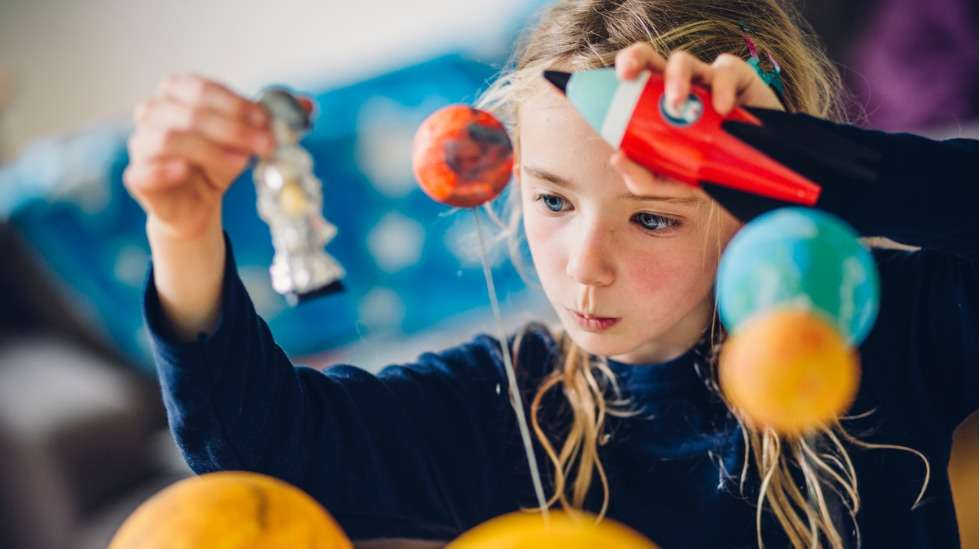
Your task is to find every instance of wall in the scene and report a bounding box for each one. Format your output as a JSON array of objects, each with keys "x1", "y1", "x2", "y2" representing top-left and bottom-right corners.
[{"x1": 0, "y1": 0, "x2": 528, "y2": 161}]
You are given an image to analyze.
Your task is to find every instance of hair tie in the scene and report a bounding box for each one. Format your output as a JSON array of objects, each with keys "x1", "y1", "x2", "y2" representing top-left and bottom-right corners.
[{"x1": 740, "y1": 24, "x2": 786, "y2": 107}]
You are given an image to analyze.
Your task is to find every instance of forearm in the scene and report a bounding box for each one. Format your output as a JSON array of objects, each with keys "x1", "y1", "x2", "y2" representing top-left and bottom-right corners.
[
  {"x1": 722, "y1": 109, "x2": 978, "y2": 256},
  {"x1": 146, "y1": 213, "x2": 226, "y2": 341},
  {"x1": 820, "y1": 131, "x2": 978, "y2": 256},
  {"x1": 144, "y1": 230, "x2": 301, "y2": 475}
]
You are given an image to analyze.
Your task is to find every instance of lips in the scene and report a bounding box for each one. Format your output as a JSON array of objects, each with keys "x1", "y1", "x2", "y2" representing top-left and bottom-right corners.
[{"x1": 566, "y1": 308, "x2": 620, "y2": 332}]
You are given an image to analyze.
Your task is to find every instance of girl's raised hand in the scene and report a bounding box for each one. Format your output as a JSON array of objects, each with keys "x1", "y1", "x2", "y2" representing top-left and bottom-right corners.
[
  {"x1": 614, "y1": 42, "x2": 783, "y2": 115},
  {"x1": 609, "y1": 43, "x2": 783, "y2": 196},
  {"x1": 124, "y1": 74, "x2": 275, "y2": 241}
]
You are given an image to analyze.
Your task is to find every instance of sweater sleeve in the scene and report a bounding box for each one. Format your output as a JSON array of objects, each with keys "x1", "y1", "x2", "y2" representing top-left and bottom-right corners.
[
  {"x1": 143, "y1": 234, "x2": 524, "y2": 540},
  {"x1": 828, "y1": 128, "x2": 978, "y2": 432},
  {"x1": 718, "y1": 109, "x2": 977, "y2": 257},
  {"x1": 808, "y1": 126, "x2": 978, "y2": 433},
  {"x1": 815, "y1": 128, "x2": 977, "y2": 258},
  {"x1": 869, "y1": 246, "x2": 978, "y2": 434}
]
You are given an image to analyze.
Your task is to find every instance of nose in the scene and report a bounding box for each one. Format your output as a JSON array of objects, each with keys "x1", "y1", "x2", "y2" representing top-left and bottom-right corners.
[{"x1": 565, "y1": 217, "x2": 616, "y2": 287}]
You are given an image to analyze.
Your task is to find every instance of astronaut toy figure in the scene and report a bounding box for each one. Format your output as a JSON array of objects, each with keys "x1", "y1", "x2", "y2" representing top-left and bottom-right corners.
[{"x1": 254, "y1": 88, "x2": 344, "y2": 304}]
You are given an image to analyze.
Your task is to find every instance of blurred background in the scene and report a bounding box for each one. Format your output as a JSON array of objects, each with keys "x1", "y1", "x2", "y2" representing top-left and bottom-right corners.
[{"x1": 0, "y1": 1, "x2": 975, "y2": 548}]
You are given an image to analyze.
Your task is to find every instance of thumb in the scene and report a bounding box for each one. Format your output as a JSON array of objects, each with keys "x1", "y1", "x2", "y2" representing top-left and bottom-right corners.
[{"x1": 609, "y1": 150, "x2": 658, "y2": 196}]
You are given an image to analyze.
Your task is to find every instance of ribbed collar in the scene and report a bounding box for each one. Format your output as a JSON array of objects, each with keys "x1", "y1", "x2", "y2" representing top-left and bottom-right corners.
[{"x1": 606, "y1": 332, "x2": 715, "y2": 397}]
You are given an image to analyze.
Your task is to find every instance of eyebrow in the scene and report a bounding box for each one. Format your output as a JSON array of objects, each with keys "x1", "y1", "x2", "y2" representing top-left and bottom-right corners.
[{"x1": 523, "y1": 166, "x2": 702, "y2": 205}]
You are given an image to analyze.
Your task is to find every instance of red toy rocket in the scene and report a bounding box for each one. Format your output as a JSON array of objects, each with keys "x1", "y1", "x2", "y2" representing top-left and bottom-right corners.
[{"x1": 544, "y1": 69, "x2": 821, "y2": 206}]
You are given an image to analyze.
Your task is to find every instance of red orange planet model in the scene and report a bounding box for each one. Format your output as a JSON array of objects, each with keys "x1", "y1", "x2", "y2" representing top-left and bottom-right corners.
[{"x1": 412, "y1": 105, "x2": 514, "y2": 207}]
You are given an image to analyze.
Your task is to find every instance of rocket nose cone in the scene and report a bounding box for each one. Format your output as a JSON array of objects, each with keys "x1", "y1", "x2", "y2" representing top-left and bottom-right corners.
[{"x1": 543, "y1": 70, "x2": 571, "y2": 94}]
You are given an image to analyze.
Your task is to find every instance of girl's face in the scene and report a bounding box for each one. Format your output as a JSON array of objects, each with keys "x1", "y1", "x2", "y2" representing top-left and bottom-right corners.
[{"x1": 518, "y1": 84, "x2": 742, "y2": 364}]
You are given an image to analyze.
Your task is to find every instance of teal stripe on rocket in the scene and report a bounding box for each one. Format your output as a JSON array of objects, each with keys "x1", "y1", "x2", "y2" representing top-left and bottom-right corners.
[{"x1": 565, "y1": 68, "x2": 620, "y2": 136}]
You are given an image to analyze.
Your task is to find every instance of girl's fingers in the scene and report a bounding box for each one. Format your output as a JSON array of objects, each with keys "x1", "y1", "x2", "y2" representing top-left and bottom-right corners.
[
  {"x1": 713, "y1": 53, "x2": 784, "y2": 112},
  {"x1": 128, "y1": 128, "x2": 250, "y2": 192},
  {"x1": 139, "y1": 97, "x2": 272, "y2": 156},
  {"x1": 615, "y1": 42, "x2": 666, "y2": 81},
  {"x1": 136, "y1": 166, "x2": 219, "y2": 228},
  {"x1": 156, "y1": 73, "x2": 268, "y2": 128},
  {"x1": 709, "y1": 54, "x2": 742, "y2": 115},
  {"x1": 610, "y1": 150, "x2": 659, "y2": 196},
  {"x1": 617, "y1": 46, "x2": 725, "y2": 113},
  {"x1": 615, "y1": 46, "x2": 781, "y2": 114},
  {"x1": 663, "y1": 50, "x2": 713, "y2": 110},
  {"x1": 123, "y1": 159, "x2": 189, "y2": 194}
]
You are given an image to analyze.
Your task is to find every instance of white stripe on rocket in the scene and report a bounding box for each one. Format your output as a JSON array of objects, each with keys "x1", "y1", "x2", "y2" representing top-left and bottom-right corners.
[{"x1": 600, "y1": 70, "x2": 650, "y2": 148}]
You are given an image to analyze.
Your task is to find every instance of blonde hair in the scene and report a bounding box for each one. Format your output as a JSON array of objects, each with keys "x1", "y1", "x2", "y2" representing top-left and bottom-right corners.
[{"x1": 478, "y1": 1, "x2": 929, "y2": 548}]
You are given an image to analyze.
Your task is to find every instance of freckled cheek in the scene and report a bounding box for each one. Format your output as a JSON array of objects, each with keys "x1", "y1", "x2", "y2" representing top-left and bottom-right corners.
[
  {"x1": 523, "y1": 212, "x2": 567, "y2": 274},
  {"x1": 622, "y1": 247, "x2": 715, "y2": 302}
]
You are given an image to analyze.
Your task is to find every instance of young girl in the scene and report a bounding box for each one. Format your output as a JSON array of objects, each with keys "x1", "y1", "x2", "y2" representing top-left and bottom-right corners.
[{"x1": 124, "y1": 1, "x2": 977, "y2": 547}]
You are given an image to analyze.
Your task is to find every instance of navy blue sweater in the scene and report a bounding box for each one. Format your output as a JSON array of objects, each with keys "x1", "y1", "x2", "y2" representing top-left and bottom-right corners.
[{"x1": 145, "y1": 126, "x2": 977, "y2": 548}]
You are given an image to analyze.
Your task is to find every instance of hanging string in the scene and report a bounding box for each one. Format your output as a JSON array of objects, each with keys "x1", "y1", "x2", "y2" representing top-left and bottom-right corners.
[{"x1": 473, "y1": 209, "x2": 550, "y2": 518}]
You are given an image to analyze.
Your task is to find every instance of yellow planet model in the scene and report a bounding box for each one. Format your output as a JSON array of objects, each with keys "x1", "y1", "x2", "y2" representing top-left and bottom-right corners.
[
  {"x1": 109, "y1": 471, "x2": 352, "y2": 549},
  {"x1": 719, "y1": 308, "x2": 860, "y2": 435},
  {"x1": 448, "y1": 510, "x2": 659, "y2": 549}
]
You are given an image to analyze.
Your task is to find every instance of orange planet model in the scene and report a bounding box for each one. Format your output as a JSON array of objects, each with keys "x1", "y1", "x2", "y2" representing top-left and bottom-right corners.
[
  {"x1": 413, "y1": 105, "x2": 514, "y2": 207},
  {"x1": 719, "y1": 308, "x2": 860, "y2": 435},
  {"x1": 449, "y1": 510, "x2": 659, "y2": 549},
  {"x1": 109, "y1": 471, "x2": 352, "y2": 549}
]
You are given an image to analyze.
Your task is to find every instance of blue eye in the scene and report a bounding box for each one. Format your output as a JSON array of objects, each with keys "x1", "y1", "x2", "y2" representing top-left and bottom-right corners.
[
  {"x1": 632, "y1": 212, "x2": 680, "y2": 231},
  {"x1": 536, "y1": 193, "x2": 569, "y2": 213}
]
